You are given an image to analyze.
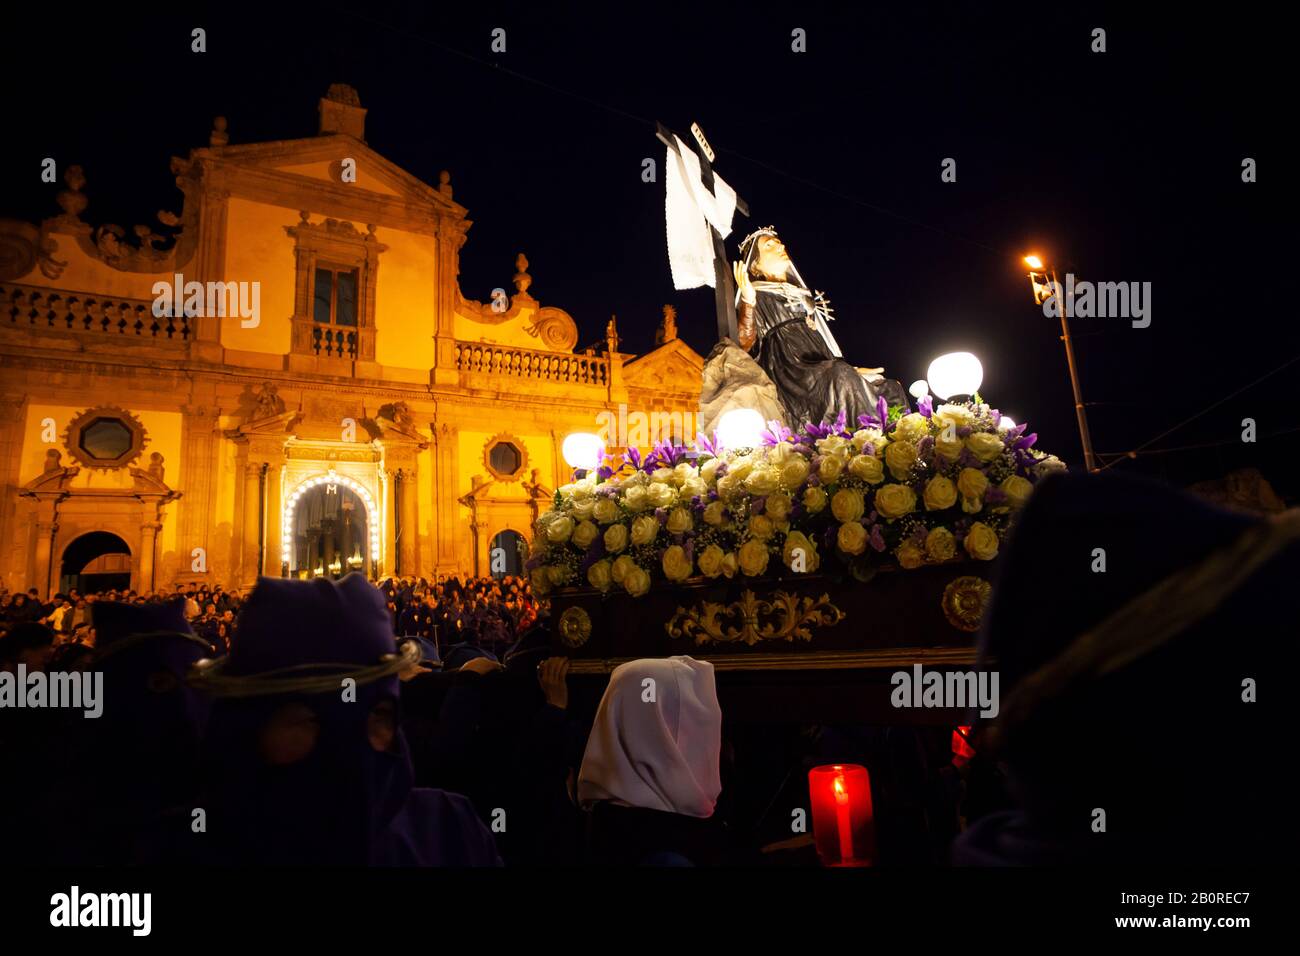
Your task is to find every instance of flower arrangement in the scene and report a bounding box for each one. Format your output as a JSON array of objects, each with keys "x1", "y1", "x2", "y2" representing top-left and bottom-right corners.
[{"x1": 527, "y1": 397, "x2": 1064, "y2": 598}]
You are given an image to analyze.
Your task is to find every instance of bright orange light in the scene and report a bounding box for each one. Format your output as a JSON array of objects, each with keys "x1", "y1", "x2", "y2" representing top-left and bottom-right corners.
[
  {"x1": 833, "y1": 776, "x2": 848, "y2": 804},
  {"x1": 1024, "y1": 255, "x2": 1044, "y2": 270}
]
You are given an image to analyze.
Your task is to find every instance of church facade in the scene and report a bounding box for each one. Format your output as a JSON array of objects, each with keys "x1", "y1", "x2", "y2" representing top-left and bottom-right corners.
[{"x1": 0, "y1": 85, "x2": 705, "y2": 597}]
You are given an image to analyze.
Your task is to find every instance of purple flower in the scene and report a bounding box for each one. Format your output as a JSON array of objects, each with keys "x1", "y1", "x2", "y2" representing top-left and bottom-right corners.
[
  {"x1": 917, "y1": 395, "x2": 933, "y2": 418},
  {"x1": 957, "y1": 425, "x2": 972, "y2": 438},
  {"x1": 869, "y1": 526, "x2": 886, "y2": 552},
  {"x1": 793, "y1": 443, "x2": 813, "y2": 457},
  {"x1": 626, "y1": 446, "x2": 643, "y2": 471},
  {"x1": 696, "y1": 430, "x2": 721, "y2": 458},
  {"x1": 751, "y1": 496, "x2": 766, "y2": 515},
  {"x1": 985, "y1": 487, "x2": 1008, "y2": 506},
  {"x1": 655, "y1": 507, "x2": 668, "y2": 525},
  {"x1": 761, "y1": 420, "x2": 794, "y2": 446}
]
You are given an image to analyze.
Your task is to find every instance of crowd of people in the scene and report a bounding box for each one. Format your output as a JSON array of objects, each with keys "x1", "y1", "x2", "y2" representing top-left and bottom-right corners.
[{"x1": 0, "y1": 472, "x2": 1288, "y2": 866}]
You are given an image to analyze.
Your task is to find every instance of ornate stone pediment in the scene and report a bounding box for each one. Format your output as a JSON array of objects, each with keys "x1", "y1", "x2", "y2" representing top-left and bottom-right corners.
[{"x1": 622, "y1": 338, "x2": 706, "y2": 392}]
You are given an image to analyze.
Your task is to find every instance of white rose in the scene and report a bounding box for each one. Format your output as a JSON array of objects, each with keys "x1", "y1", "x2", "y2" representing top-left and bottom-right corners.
[
  {"x1": 884, "y1": 440, "x2": 918, "y2": 481},
  {"x1": 893, "y1": 413, "x2": 928, "y2": 444},
  {"x1": 765, "y1": 491, "x2": 792, "y2": 522},
  {"x1": 672, "y1": 462, "x2": 696, "y2": 486},
  {"x1": 587, "y1": 559, "x2": 613, "y2": 592},
  {"x1": 934, "y1": 404, "x2": 975, "y2": 430},
  {"x1": 744, "y1": 467, "x2": 780, "y2": 496},
  {"x1": 698, "y1": 544, "x2": 727, "y2": 578},
  {"x1": 699, "y1": 457, "x2": 723, "y2": 486},
  {"x1": 593, "y1": 497, "x2": 619, "y2": 525},
  {"x1": 848, "y1": 454, "x2": 884, "y2": 484},
  {"x1": 966, "y1": 432, "x2": 1005, "y2": 463},
  {"x1": 604, "y1": 523, "x2": 629, "y2": 553},
  {"x1": 738, "y1": 538, "x2": 770, "y2": 577},
  {"x1": 623, "y1": 484, "x2": 650, "y2": 512},
  {"x1": 571, "y1": 519, "x2": 599, "y2": 549},
  {"x1": 779, "y1": 455, "x2": 810, "y2": 488},
  {"x1": 666, "y1": 506, "x2": 694, "y2": 534},
  {"x1": 624, "y1": 566, "x2": 652, "y2": 597},
  {"x1": 680, "y1": 476, "x2": 707, "y2": 499},
  {"x1": 703, "y1": 501, "x2": 727, "y2": 526},
  {"x1": 545, "y1": 516, "x2": 574, "y2": 544},
  {"x1": 748, "y1": 514, "x2": 776, "y2": 541},
  {"x1": 647, "y1": 482, "x2": 676, "y2": 509},
  {"x1": 651, "y1": 467, "x2": 675, "y2": 483},
  {"x1": 662, "y1": 545, "x2": 693, "y2": 582},
  {"x1": 818, "y1": 455, "x2": 844, "y2": 482},
  {"x1": 803, "y1": 486, "x2": 828, "y2": 513},
  {"x1": 631, "y1": 514, "x2": 660, "y2": 546},
  {"x1": 571, "y1": 498, "x2": 596, "y2": 521},
  {"x1": 611, "y1": 554, "x2": 637, "y2": 584},
  {"x1": 831, "y1": 487, "x2": 865, "y2": 523},
  {"x1": 999, "y1": 474, "x2": 1034, "y2": 509},
  {"x1": 837, "y1": 521, "x2": 868, "y2": 555}
]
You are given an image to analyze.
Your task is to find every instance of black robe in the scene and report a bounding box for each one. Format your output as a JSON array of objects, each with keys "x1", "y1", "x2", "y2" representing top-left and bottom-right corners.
[{"x1": 747, "y1": 283, "x2": 874, "y2": 428}]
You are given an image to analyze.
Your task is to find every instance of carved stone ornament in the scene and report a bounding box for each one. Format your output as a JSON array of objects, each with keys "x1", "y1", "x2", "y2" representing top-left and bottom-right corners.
[
  {"x1": 941, "y1": 575, "x2": 992, "y2": 632},
  {"x1": 665, "y1": 589, "x2": 845, "y2": 646},
  {"x1": 63, "y1": 406, "x2": 148, "y2": 471},
  {"x1": 558, "y1": 606, "x2": 593, "y2": 648}
]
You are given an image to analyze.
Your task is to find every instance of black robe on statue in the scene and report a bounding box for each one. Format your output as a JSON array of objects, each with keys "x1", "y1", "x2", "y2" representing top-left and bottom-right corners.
[{"x1": 746, "y1": 282, "x2": 877, "y2": 428}]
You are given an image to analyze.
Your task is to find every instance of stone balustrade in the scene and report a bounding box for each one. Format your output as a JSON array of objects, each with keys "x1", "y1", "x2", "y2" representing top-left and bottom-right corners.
[
  {"x1": 454, "y1": 340, "x2": 609, "y2": 386},
  {"x1": 0, "y1": 283, "x2": 191, "y2": 342}
]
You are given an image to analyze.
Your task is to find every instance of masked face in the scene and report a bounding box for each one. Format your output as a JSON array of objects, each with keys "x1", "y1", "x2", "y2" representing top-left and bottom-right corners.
[{"x1": 753, "y1": 235, "x2": 791, "y2": 280}]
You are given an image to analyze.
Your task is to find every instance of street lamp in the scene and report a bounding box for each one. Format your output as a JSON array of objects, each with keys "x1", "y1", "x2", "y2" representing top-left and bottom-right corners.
[
  {"x1": 1024, "y1": 253, "x2": 1098, "y2": 473},
  {"x1": 562, "y1": 432, "x2": 604, "y2": 478}
]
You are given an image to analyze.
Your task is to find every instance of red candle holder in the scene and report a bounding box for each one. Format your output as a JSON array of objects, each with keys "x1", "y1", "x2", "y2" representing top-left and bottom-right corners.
[
  {"x1": 808, "y1": 764, "x2": 874, "y2": 867},
  {"x1": 951, "y1": 725, "x2": 976, "y2": 767}
]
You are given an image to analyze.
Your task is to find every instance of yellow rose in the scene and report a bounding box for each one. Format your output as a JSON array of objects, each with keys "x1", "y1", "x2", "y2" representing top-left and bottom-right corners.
[
  {"x1": 702, "y1": 501, "x2": 727, "y2": 526},
  {"x1": 831, "y1": 487, "x2": 865, "y2": 523},
  {"x1": 815, "y1": 435, "x2": 849, "y2": 457},
  {"x1": 593, "y1": 497, "x2": 619, "y2": 525},
  {"x1": 779, "y1": 455, "x2": 810, "y2": 488},
  {"x1": 848, "y1": 454, "x2": 885, "y2": 484},
  {"x1": 957, "y1": 467, "x2": 988, "y2": 514},
  {"x1": 624, "y1": 566, "x2": 652, "y2": 597},
  {"x1": 837, "y1": 521, "x2": 868, "y2": 555},
  {"x1": 699, "y1": 457, "x2": 723, "y2": 486},
  {"x1": 726, "y1": 455, "x2": 754, "y2": 481},
  {"x1": 720, "y1": 551, "x2": 739, "y2": 578},
  {"x1": 623, "y1": 484, "x2": 649, "y2": 512},
  {"x1": 662, "y1": 545, "x2": 693, "y2": 582},
  {"x1": 923, "y1": 475, "x2": 958, "y2": 511},
  {"x1": 818, "y1": 454, "x2": 844, "y2": 482},
  {"x1": 611, "y1": 554, "x2": 637, "y2": 584},
  {"x1": 666, "y1": 506, "x2": 694, "y2": 534},
  {"x1": 738, "y1": 538, "x2": 770, "y2": 576},
  {"x1": 874, "y1": 483, "x2": 918, "y2": 519},
  {"x1": 672, "y1": 462, "x2": 696, "y2": 486},
  {"x1": 999, "y1": 474, "x2": 1034, "y2": 510},
  {"x1": 765, "y1": 491, "x2": 792, "y2": 522},
  {"x1": 748, "y1": 514, "x2": 776, "y2": 540},
  {"x1": 587, "y1": 558, "x2": 613, "y2": 592},
  {"x1": 893, "y1": 413, "x2": 928, "y2": 443},
  {"x1": 680, "y1": 476, "x2": 707, "y2": 499},
  {"x1": 966, "y1": 432, "x2": 1004, "y2": 463},
  {"x1": 963, "y1": 521, "x2": 1000, "y2": 561},
  {"x1": 630, "y1": 514, "x2": 659, "y2": 546},
  {"x1": 647, "y1": 482, "x2": 676, "y2": 509},
  {"x1": 545, "y1": 515, "x2": 574, "y2": 544},
  {"x1": 896, "y1": 542, "x2": 925, "y2": 569},
  {"x1": 884, "y1": 440, "x2": 918, "y2": 480},
  {"x1": 852, "y1": 428, "x2": 886, "y2": 453},
  {"x1": 925, "y1": 527, "x2": 956, "y2": 562},
  {"x1": 782, "y1": 531, "x2": 820, "y2": 573},
  {"x1": 803, "y1": 486, "x2": 828, "y2": 513},
  {"x1": 934, "y1": 403, "x2": 975, "y2": 430},
  {"x1": 571, "y1": 519, "x2": 599, "y2": 549},
  {"x1": 698, "y1": 543, "x2": 727, "y2": 578},
  {"x1": 744, "y1": 467, "x2": 780, "y2": 496},
  {"x1": 603, "y1": 523, "x2": 629, "y2": 553},
  {"x1": 935, "y1": 432, "x2": 964, "y2": 463},
  {"x1": 547, "y1": 564, "x2": 573, "y2": 586}
]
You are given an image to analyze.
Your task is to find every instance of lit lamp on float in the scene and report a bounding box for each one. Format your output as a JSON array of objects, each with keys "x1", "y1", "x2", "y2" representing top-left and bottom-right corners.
[
  {"x1": 808, "y1": 764, "x2": 875, "y2": 866},
  {"x1": 908, "y1": 379, "x2": 931, "y2": 402},
  {"x1": 715, "y1": 407, "x2": 765, "y2": 451},
  {"x1": 562, "y1": 432, "x2": 605, "y2": 479},
  {"x1": 925, "y1": 351, "x2": 984, "y2": 404}
]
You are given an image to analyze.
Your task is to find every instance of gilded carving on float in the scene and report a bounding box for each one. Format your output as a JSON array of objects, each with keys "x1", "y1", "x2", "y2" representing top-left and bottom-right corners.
[
  {"x1": 557, "y1": 606, "x2": 592, "y2": 648},
  {"x1": 665, "y1": 589, "x2": 845, "y2": 647},
  {"x1": 941, "y1": 575, "x2": 992, "y2": 632}
]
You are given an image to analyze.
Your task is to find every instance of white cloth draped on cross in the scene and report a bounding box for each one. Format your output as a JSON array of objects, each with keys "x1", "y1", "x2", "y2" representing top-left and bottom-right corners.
[{"x1": 664, "y1": 134, "x2": 737, "y2": 290}]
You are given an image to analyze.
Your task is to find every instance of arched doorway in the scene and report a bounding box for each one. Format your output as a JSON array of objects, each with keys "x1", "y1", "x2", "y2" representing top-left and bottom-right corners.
[
  {"x1": 489, "y1": 529, "x2": 528, "y2": 578},
  {"x1": 60, "y1": 531, "x2": 132, "y2": 594},
  {"x1": 286, "y1": 481, "x2": 373, "y2": 579}
]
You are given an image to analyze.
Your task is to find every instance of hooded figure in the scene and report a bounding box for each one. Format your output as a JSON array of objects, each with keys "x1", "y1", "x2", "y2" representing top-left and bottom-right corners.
[
  {"x1": 578, "y1": 656, "x2": 724, "y2": 865},
  {"x1": 61, "y1": 599, "x2": 214, "y2": 863},
  {"x1": 952, "y1": 472, "x2": 1293, "y2": 866},
  {"x1": 192, "y1": 573, "x2": 500, "y2": 867}
]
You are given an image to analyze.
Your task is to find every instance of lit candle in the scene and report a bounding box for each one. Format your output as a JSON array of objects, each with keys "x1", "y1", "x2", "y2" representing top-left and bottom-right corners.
[{"x1": 808, "y1": 764, "x2": 874, "y2": 867}]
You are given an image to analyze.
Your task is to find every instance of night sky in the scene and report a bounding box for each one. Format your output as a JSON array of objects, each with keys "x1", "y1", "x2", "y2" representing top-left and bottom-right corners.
[{"x1": 3, "y1": 4, "x2": 1289, "y2": 494}]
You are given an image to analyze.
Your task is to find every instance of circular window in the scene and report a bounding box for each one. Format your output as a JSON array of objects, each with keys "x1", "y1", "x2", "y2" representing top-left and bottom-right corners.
[
  {"x1": 65, "y1": 407, "x2": 147, "y2": 469},
  {"x1": 483, "y1": 433, "x2": 528, "y2": 481}
]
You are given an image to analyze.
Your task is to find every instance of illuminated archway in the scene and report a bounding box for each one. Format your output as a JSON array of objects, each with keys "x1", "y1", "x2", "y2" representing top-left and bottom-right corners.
[{"x1": 282, "y1": 470, "x2": 381, "y2": 577}]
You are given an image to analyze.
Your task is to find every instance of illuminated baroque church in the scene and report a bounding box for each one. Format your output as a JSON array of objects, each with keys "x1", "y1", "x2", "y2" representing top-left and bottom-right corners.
[{"x1": 0, "y1": 85, "x2": 704, "y2": 596}]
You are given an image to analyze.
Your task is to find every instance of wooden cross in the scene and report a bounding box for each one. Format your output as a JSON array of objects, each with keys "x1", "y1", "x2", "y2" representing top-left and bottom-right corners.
[{"x1": 656, "y1": 121, "x2": 750, "y2": 343}]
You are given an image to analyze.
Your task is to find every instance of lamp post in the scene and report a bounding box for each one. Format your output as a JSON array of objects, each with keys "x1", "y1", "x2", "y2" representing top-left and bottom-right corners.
[{"x1": 1025, "y1": 255, "x2": 1098, "y2": 473}]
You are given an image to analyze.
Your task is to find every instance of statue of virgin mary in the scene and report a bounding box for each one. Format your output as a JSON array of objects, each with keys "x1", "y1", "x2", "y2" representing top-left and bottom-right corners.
[{"x1": 734, "y1": 226, "x2": 906, "y2": 428}]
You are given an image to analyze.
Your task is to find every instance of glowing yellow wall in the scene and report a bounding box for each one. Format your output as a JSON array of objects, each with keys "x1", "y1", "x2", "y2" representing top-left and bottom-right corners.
[
  {"x1": 220, "y1": 197, "x2": 295, "y2": 355},
  {"x1": 373, "y1": 228, "x2": 437, "y2": 371}
]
